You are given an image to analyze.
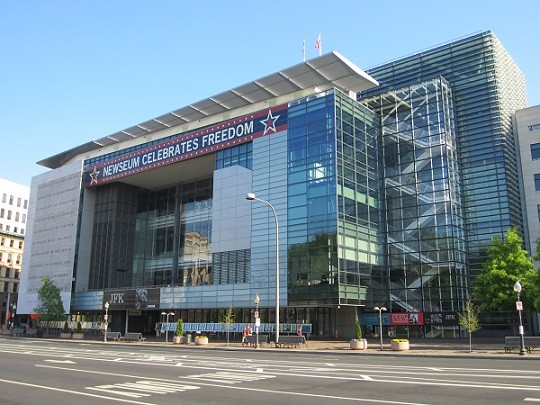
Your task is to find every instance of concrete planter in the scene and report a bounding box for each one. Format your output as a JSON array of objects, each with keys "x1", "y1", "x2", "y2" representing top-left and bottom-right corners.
[
  {"x1": 60, "y1": 333, "x2": 72, "y2": 339},
  {"x1": 72, "y1": 333, "x2": 84, "y2": 340},
  {"x1": 195, "y1": 336, "x2": 208, "y2": 345},
  {"x1": 391, "y1": 340, "x2": 409, "y2": 351},
  {"x1": 173, "y1": 336, "x2": 184, "y2": 344},
  {"x1": 350, "y1": 339, "x2": 368, "y2": 350}
]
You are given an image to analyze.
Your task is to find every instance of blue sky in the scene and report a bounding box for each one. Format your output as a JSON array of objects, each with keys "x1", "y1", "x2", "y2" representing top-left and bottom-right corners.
[{"x1": 2, "y1": 1, "x2": 539, "y2": 186}]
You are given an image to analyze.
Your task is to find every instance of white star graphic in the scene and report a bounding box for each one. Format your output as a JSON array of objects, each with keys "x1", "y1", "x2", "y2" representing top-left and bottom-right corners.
[
  {"x1": 260, "y1": 110, "x2": 280, "y2": 135},
  {"x1": 89, "y1": 166, "x2": 100, "y2": 185}
]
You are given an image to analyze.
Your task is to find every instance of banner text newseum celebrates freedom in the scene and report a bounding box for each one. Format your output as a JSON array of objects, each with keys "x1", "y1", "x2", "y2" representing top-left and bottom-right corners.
[{"x1": 84, "y1": 104, "x2": 288, "y2": 187}]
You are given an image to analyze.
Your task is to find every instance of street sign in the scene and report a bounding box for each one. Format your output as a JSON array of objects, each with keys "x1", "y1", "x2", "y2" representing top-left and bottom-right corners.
[
  {"x1": 255, "y1": 318, "x2": 261, "y2": 327},
  {"x1": 516, "y1": 301, "x2": 523, "y2": 311}
]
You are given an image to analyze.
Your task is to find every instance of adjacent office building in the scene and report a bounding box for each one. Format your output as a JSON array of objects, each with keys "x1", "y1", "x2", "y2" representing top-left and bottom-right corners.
[
  {"x1": 515, "y1": 105, "x2": 540, "y2": 258},
  {"x1": 0, "y1": 178, "x2": 30, "y2": 327},
  {"x1": 16, "y1": 31, "x2": 528, "y2": 338}
]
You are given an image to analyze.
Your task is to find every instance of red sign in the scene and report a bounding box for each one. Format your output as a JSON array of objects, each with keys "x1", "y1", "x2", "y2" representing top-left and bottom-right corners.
[
  {"x1": 516, "y1": 301, "x2": 523, "y2": 311},
  {"x1": 391, "y1": 312, "x2": 424, "y2": 325}
]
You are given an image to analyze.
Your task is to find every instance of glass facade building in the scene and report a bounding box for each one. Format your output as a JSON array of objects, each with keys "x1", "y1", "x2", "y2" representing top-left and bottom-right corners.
[
  {"x1": 18, "y1": 32, "x2": 529, "y2": 338},
  {"x1": 360, "y1": 31, "x2": 527, "y2": 280}
]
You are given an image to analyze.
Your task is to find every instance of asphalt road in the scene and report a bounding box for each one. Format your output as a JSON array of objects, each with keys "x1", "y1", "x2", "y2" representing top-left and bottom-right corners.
[{"x1": 0, "y1": 337, "x2": 539, "y2": 404}]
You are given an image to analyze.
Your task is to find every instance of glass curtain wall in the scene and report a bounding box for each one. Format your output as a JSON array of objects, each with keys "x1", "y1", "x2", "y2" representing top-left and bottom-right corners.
[
  {"x1": 362, "y1": 78, "x2": 468, "y2": 319},
  {"x1": 287, "y1": 91, "x2": 338, "y2": 306},
  {"x1": 89, "y1": 183, "x2": 138, "y2": 289},
  {"x1": 133, "y1": 179, "x2": 212, "y2": 288},
  {"x1": 360, "y1": 32, "x2": 526, "y2": 281},
  {"x1": 335, "y1": 92, "x2": 383, "y2": 306}
]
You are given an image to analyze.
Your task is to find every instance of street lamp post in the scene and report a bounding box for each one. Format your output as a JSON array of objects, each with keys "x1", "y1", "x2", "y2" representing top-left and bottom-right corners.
[
  {"x1": 374, "y1": 306, "x2": 387, "y2": 351},
  {"x1": 513, "y1": 281, "x2": 527, "y2": 356},
  {"x1": 246, "y1": 192, "x2": 280, "y2": 345},
  {"x1": 103, "y1": 302, "x2": 109, "y2": 342},
  {"x1": 161, "y1": 311, "x2": 175, "y2": 344},
  {"x1": 254, "y1": 293, "x2": 260, "y2": 349}
]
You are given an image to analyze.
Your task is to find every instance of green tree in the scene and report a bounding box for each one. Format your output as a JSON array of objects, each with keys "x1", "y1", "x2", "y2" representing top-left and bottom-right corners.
[
  {"x1": 473, "y1": 228, "x2": 539, "y2": 325},
  {"x1": 354, "y1": 319, "x2": 362, "y2": 340},
  {"x1": 458, "y1": 297, "x2": 480, "y2": 352},
  {"x1": 175, "y1": 319, "x2": 184, "y2": 337},
  {"x1": 34, "y1": 276, "x2": 66, "y2": 336},
  {"x1": 221, "y1": 306, "x2": 235, "y2": 346}
]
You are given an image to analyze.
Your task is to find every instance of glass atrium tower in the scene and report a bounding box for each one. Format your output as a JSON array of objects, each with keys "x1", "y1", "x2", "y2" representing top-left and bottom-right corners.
[{"x1": 359, "y1": 32, "x2": 527, "y2": 322}]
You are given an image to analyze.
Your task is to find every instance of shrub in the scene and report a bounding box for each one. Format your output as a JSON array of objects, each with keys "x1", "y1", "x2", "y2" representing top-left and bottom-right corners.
[
  {"x1": 175, "y1": 319, "x2": 183, "y2": 337},
  {"x1": 62, "y1": 321, "x2": 69, "y2": 333},
  {"x1": 391, "y1": 338, "x2": 409, "y2": 343},
  {"x1": 355, "y1": 320, "x2": 362, "y2": 340},
  {"x1": 75, "y1": 322, "x2": 83, "y2": 334}
]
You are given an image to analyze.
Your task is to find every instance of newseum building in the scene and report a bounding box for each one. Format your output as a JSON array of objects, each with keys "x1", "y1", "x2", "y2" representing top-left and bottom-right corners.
[{"x1": 18, "y1": 46, "x2": 483, "y2": 339}]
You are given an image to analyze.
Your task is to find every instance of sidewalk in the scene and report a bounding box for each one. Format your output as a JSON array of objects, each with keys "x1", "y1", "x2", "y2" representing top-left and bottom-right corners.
[
  {"x1": 195, "y1": 337, "x2": 539, "y2": 359},
  {"x1": 86, "y1": 334, "x2": 540, "y2": 359},
  {"x1": 5, "y1": 333, "x2": 538, "y2": 359}
]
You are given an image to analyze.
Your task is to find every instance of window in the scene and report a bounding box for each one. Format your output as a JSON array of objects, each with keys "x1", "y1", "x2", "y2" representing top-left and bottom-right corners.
[
  {"x1": 0, "y1": 208, "x2": 3, "y2": 218},
  {"x1": 16, "y1": 197, "x2": 21, "y2": 207},
  {"x1": 23, "y1": 200, "x2": 28, "y2": 209},
  {"x1": 535, "y1": 174, "x2": 540, "y2": 191},
  {"x1": 529, "y1": 123, "x2": 540, "y2": 131},
  {"x1": 8, "y1": 195, "x2": 13, "y2": 205},
  {"x1": 15, "y1": 212, "x2": 19, "y2": 222},
  {"x1": 18, "y1": 241, "x2": 23, "y2": 249},
  {"x1": 1, "y1": 193, "x2": 5, "y2": 203},
  {"x1": 537, "y1": 205, "x2": 540, "y2": 222},
  {"x1": 7, "y1": 210, "x2": 11, "y2": 220},
  {"x1": 531, "y1": 143, "x2": 540, "y2": 160}
]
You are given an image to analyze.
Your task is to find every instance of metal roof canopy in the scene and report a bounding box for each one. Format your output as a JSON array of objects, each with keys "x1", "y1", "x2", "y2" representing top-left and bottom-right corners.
[{"x1": 38, "y1": 51, "x2": 378, "y2": 169}]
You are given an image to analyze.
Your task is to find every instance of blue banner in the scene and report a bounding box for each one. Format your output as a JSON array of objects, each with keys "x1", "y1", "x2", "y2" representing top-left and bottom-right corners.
[{"x1": 85, "y1": 104, "x2": 288, "y2": 187}]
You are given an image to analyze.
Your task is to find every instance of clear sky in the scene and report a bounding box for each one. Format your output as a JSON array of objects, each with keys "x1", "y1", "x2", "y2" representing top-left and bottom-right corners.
[{"x1": 1, "y1": 1, "x2": 539, "y2": 186}]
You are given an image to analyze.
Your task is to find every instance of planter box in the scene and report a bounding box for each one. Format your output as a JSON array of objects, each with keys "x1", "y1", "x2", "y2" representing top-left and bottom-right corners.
[
  {"x1": 350, "y1": 339, "x2": 368, "y2": 350},
  {"x1": 391, "y1": 341, "x2": 409, "y2": 351},
  {"x1": 195, "y1": 337, "x2": 208, "y2": 345},
  {"x1": 72, "y1": 333, "x2": 84, "y2": 340},
  {"x1": 60, "y1": 333, "x2": 72, "y2": 339},
  {"x1": 173, "y1": 336, "x2": 184, "y2": 344}
]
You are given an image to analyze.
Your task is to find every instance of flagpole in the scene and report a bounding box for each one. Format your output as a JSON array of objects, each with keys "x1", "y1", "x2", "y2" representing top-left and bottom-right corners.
[{"x1": 302, "y1": 40, "x2": 305, "y2": 62}]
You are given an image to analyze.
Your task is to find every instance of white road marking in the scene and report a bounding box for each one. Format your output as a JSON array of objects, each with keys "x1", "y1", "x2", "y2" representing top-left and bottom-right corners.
[
  {"x1": 86, "y1": 380, "x2": 200, "y2": 398},
  {"x1": 0, "y1": 377, "x2": 156, "y2": 404},
  {"x1": 44, "y1": 359, "x2": 75, "y2": 364}
]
